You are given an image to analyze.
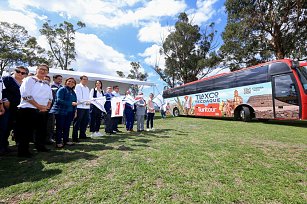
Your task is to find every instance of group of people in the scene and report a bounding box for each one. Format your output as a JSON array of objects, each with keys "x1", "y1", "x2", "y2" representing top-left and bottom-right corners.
[{"x1": 0, "y1": 64, "x2": 156, "y2": 158}]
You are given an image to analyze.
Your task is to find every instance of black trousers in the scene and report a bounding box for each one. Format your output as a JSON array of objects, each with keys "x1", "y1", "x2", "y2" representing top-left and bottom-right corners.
[
  {"x1": 111, "y1": 117, "x2": 118, "y2": 131},
  {"x1": 90, "y1": 106, "x2": 102, "y2": 132},
  {"x1": 146, "y1": 113, "x2": 155, "y2": 129},
  {"x1": 72, "y1": 108, "x2": 89, "y2": 141},
  {"x1": 15, "y1": 108, "x2": 48, "y2": 154},
  {"x1": 104, "y1": 112, "x2": 112, "y2": 133}
]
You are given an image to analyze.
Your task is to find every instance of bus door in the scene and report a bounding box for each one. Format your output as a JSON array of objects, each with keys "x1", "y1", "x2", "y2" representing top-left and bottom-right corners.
[{"x1": 272, "y1": 74, "x2": 300, "y2": 119}]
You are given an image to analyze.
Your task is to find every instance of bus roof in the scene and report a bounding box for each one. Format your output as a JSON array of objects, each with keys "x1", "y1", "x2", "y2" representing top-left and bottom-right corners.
[{"x1": 166, "y1": 59, "x2": 294, "y2": 91}]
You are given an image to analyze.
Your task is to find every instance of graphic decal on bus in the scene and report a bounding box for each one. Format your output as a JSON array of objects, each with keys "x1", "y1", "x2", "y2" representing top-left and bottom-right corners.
[{"x1": 168, "y1": 82, "x2": 274, "y2": 117}]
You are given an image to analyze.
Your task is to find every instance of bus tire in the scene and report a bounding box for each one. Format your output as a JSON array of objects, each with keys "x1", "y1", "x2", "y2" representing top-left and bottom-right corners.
[
  {"x1": 240, "y1": 106, "x2": 251, "y2": 122},
  {"x1": 173, "y1": 108, "x2": 180, "y2": 117}
]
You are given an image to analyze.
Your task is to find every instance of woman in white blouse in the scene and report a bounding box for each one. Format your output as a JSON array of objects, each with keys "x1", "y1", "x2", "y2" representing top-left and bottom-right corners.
[
  {"x1": 89, "y1": 80, "x2": 104, "y2": 136},
  {"x1": 15, "y1": 64, "x2": 53, "y2": 157}
]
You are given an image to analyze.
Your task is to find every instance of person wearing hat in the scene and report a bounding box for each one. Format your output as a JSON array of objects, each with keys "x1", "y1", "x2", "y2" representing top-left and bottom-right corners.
[{"x1": 135, "y1": 92, "x2": 146, "y2": 132}]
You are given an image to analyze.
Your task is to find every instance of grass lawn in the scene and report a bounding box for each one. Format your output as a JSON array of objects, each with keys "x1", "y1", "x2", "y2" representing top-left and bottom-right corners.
[{"x1": 0, "y1": 116, "x2": 306, "y2": 203}]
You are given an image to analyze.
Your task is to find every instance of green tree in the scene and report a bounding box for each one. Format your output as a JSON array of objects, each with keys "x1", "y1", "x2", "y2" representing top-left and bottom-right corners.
[
  {"x1": 22, "y1": 37, "x2": 49, "y2": 67},
  {"x1": 116, "y1": 62, "x2": 148, "y2": 97},
  {"x1": 0, "y1": 22, "x2": 47, "y2": 75},
  {"x1": 221, "y1": 0, "x2": 307, "y2": 71},
  {"x1": 156, "y1": 12, "x2": 221, "y2": 87},
  {"x1": 40, "y1": 20, "x2": 86, "y2": 70}
]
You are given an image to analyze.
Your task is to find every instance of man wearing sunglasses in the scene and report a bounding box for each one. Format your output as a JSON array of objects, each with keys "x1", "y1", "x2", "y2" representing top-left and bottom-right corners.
[{"x1": 0, "y1": 66, "x2": 28, "y2": 155}]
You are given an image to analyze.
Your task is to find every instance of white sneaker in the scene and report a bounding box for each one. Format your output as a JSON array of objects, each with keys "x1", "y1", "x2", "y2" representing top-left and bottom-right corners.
[
  {"x1": 151, "y1": 128, "x2": 155, "y2": 131},
  {"x1": 146, "y1": 129, "x2": 150, "y2": 132},
  {"x1": 91, "y1": 132, "x2": 99, "y2": 137},
  {"x1": 96, "y1": 132, "x2": 103, "y2": 136}
]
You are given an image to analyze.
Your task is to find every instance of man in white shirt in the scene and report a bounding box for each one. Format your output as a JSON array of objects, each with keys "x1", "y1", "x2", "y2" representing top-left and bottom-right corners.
[{"x1": 72, "y1": 75, "x2": 90, "y2": 142}]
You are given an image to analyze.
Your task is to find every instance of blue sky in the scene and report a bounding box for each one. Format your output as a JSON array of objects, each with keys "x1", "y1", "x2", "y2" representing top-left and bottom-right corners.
[{"x1": 0, "y1": 0, "x2": 227, "y2": 96}]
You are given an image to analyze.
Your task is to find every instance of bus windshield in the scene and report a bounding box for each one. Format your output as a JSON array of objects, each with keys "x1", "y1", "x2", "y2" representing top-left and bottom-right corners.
[{"x1": 297, "y1": 66, "x2": 307, "y2": 93}]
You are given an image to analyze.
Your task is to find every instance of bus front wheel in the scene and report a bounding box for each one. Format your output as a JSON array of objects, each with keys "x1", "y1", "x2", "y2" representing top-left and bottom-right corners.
[
  {"x1": 173, "y1": 108, "x2": 180, "y2": 117},
  {"x1": 240, "y1": 106, "x2": 251, "y2": 122}
]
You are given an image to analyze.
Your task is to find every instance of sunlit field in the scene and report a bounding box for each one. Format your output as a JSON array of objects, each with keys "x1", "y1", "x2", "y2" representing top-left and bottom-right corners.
[{"x1": 0, "y1": 116, "x2": 306, "y2": 203}]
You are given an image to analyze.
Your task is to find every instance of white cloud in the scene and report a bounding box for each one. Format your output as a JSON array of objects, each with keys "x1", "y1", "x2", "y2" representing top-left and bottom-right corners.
[
  {"x1": 138, "y1": 22, "x2": 173, "y2": 43},
  {"x1": 188, "y1": 0, "x2": 219, "y2": 25},
  {"x1": 8, "y1": 0, "x2": 186, "y2": 28},
  {"x1": 72, "y1": 33, "x2": 131, "y2": 76},
  {"x1": 139, "y1": 44, "x2": 165, "y2": 69},
  {"x1": 147, "y1": 71, "x2": 156, "y2": 78},
  {"x1": 38, "y1": 32, "x2": 131, "y2": 76},
  {"x1": 0, "y1": 10, "x2": 38, "y2": 35}
]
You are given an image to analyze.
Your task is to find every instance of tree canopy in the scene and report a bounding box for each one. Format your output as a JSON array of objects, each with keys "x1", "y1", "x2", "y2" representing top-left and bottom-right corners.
[
  {"x1": 220, "y1": 0, "x2": 307, "y2": 71},
  {"x1": 0, "y1": 22, "x2": 47, "y2": 75},
  {"x1": 40, "y1": 20, "x2": 85, "y2": 70},
  {"x1": 155, "y1": 12, "x2": 221, "y2": 88},
  {"x1": 116, "y1": 62, "x2": 148, "y2": 97}
]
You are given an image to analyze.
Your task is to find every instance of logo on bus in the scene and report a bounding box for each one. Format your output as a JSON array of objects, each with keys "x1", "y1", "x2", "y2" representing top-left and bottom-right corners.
[
  {"x1": 194, "y1": 104, "x2": 222, "y2": 116},
  {"x1": 195, "y1": 92, "x2": 220, "y2": 104}
]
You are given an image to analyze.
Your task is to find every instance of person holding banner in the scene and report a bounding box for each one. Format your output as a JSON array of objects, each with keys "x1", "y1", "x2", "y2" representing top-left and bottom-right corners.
[
  {"x1": 111, "y1": 85, "x2": 122, "y2": 133},
  {"x1": 104, "y1": 86, "x2": 114, "y2": 134},
  {"x1": 72, "y1": 75, "x2": 90, "y2": 142},
  {"x1": 135, "y1": 92, "x2": 146, "y2": 132},
  {"x1": 50, "y1": 78, "x2": 77, "y2": 148},
  {"x1": 123, "y1": 90, "x2": 135, "y2": 132},
  {"x1": 89, "y1": 80, "x2": 104, "y2": 137}
]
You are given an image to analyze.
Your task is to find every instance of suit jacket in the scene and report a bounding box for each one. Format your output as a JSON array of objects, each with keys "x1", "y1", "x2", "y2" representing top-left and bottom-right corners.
[
  {"x1": 104, "y1": 92, "x2": 114, "y2": 114},
  {"x1": 2, "y1": 76, "x2": 21, "y2": 110}
]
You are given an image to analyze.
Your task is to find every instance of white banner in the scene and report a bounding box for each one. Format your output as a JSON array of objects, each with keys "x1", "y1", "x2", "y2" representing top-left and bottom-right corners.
[
  {"x1": 123, "y1": 95, "x2": 137, "y2": 105},
  {"x1": 111, "y1": 97, "x2": 124, "y2": 117},
  {"x1": 91, "y1": 97, "x2": 106, "y2": 113}
]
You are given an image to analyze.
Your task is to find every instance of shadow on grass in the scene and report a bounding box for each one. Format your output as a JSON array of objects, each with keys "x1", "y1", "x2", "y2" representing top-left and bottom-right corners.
[
  {"x1": 43, "y1": 149, "x2": 99, "y2": 164},
  {"x1": 0, "y1": 156, "x2": 61, "y2": 188},
  {"x1": 186, "y1": 115, "x2": 307, "y2": 128},
  {"x1": 259, "y1": 120, "x2": 307, "y2": 128},
  {"x1": 0, "y1": 145, "x2": 100, "y2": 188}
]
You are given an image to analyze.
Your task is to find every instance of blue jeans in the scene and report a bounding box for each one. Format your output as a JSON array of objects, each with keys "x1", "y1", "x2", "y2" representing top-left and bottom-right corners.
[
  {"x1": 124, "y1": 108, "x2": 134, "y2": 131},
  {"x1": 55, "y1": 112, "x2": 74, "y2": 144}
]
